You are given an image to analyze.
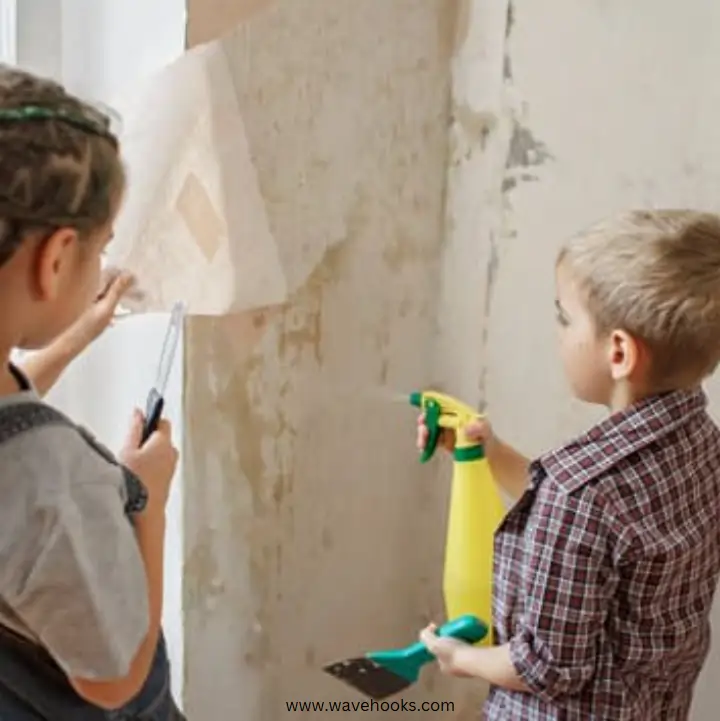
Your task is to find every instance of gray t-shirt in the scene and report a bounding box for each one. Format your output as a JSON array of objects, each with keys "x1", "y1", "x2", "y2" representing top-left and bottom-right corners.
[{"x1": 0, "y1": 376, "x2": 149, "y2": 681}]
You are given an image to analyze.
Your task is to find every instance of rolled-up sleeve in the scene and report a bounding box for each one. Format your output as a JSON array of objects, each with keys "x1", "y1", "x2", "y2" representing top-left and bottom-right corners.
[{"x1": 508, "y1": 485, "x2": 614, "y2": 701}]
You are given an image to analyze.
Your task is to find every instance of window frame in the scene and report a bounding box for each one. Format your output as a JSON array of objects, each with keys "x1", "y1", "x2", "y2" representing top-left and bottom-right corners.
[{"x1": 0, "y1": 0, "x2": 16, "y2": 65}]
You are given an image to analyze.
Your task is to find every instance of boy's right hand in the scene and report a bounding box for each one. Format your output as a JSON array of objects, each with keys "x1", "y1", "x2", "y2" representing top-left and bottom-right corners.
[
  {"x1": 416, "y1": 412, "x2": 495, "y2": 455},
  {"x1": 119, "y1": 408, "x2": 179, "y2": 510}
]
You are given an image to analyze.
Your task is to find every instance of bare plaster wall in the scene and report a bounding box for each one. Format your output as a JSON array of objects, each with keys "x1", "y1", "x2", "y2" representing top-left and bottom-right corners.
[
  {"x1": 183, "y1": 0, "x2": 720, "y2": 718},
  {"x1": 183, "y1": 1, "x2": 464, "y2": 718},
  {"x1": 473, "y1": 2, "x2": 720, "y2": 720}
]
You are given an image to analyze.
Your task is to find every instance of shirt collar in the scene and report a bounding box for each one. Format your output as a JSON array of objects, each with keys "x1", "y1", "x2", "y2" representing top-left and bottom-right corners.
[{"x1": 533, "y1": 387, "x2": 709, "y2": 493}]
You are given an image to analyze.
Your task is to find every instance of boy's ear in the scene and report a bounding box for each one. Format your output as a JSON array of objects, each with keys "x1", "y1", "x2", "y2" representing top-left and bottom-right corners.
[
  {"x1": 608, "y1": 329, "x2": 649, "y2": 381},
  {"x1": 33, "y1": 227, "x2": 79, "y2": 301}
]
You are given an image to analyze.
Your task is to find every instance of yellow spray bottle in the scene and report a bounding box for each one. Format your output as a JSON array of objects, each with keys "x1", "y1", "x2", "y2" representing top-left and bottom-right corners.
[{"x1": 409, "y1": 391, "x2": 507, "y2": 646}]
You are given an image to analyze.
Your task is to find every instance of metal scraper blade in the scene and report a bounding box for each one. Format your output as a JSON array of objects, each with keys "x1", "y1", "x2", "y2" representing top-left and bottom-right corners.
[{"x1": 322, "y1": 657, "x2": 411, "y2": 700}]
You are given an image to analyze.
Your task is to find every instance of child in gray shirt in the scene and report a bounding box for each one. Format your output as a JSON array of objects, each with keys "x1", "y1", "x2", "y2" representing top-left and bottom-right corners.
[{"x1": 0, "y1": 65, "x2": 182, "y2": 719}]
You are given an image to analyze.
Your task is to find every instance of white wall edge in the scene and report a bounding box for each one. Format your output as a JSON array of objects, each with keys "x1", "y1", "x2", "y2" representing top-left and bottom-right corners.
[{"x1": 0, "y1": 0, "x2": 17, "y2": 64}]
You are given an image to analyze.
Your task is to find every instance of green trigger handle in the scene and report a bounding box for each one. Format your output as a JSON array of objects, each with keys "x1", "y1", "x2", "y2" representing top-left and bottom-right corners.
[
  {"x1": 410, "y1": 393, "x2": 442, "y2": 463},
  {"x1": 367, "y1": 615, "x2": 488, "y2": 684}
]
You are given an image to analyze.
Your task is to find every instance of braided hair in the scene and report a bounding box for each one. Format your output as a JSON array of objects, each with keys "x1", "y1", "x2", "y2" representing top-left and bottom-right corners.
[{"x1": 0, "y1": 64, "x2": 125, "y2": 267}]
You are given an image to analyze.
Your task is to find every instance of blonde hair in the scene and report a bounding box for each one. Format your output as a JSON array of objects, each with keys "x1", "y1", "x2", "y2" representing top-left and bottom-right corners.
[{"x1": 558, "y1": 209, "x2": 720, "y2": 388}]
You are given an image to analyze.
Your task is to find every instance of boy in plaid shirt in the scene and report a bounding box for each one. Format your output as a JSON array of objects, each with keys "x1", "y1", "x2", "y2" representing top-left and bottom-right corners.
[{"x1": 418, "y1": 210, "x2": 720, "y2": 720}]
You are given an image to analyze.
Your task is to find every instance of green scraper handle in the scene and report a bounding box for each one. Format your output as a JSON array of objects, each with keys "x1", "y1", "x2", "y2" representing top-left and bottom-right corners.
[{"x1": 367, "y1": 615, "x2": 488, "y2": 683}]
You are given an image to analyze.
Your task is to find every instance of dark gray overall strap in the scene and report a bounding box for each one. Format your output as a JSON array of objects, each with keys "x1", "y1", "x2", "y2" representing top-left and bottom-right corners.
[
  {"x1": 0, "y1": 400, "x2": 146, "y2": 516},
  {"x1": 0, "y1": 400, "x2": 70, "y2": 440}
]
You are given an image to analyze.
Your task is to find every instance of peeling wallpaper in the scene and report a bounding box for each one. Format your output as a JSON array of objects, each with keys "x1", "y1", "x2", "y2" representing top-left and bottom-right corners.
[
  {"x1": 182, "y1": 0, "x2": 720, "y2": 718},
  {"x1": 183, "y1": 1, "x2": 458, "y2": 718}
]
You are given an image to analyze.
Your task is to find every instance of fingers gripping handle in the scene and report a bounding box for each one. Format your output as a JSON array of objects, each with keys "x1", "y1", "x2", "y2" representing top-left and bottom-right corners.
[
  {"x1": 141, "y1": 388, "x2": 164, "y2": 444},
  {"x1": 409, "y1": 614, "x2": 489, "y2": 666},
  {"x1": 435, "y1": 614, "x2": 488, "y2": 644},
  {"x1": 367, "y1": 615, "x2": 489, "y2": 676}
]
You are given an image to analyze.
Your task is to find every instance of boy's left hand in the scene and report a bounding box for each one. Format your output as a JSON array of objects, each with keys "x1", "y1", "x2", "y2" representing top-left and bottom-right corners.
[{"x1": 419, "y1": 623, "x2": 474, "y2": 678}]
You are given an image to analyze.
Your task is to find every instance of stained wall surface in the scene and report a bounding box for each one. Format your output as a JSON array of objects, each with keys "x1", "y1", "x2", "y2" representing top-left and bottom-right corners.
[
  {"x1": 183, "y1": 1, "x2": 465, "y2": 718},
  {"x1": 183, "y1": 0, "x2": 720, "y2": 719},
  {"x1": 471, "y1": 2, "x2": 720, "y2": 720}
]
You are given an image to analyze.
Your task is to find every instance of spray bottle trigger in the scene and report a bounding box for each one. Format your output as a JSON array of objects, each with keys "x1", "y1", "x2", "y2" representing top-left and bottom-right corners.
[{"x1": 420, "y1": 398, "x2": 442, "y2": 463}]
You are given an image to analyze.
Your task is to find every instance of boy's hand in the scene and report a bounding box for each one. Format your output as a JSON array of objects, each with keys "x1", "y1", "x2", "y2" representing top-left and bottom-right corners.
[
  {"x1": 419, "y1": 623, "x2": 474, "y2": 678},
  {"x1": 119, "y1": 409, "x2": 179, "y2": 511},
  {"x1": 416, "y1": 413, "x2": 495, "y2": 455},
  {"x1": 420, "y1": 625, "x2": 529, "y2": 691}
]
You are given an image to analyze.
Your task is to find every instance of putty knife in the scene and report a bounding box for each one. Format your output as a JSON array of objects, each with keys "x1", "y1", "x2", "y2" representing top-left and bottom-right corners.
[
  {"x1": 141, "y1": 300, "x2": 185, "y2": 443},
  {"x1": 322, "y1": 614, "x2": 488, "y2": 700}
]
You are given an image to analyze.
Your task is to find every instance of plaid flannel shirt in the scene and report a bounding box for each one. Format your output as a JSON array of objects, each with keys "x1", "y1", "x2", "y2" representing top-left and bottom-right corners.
[{"x1": 485, "y1": 388, "x2": 720, "y2": 720}]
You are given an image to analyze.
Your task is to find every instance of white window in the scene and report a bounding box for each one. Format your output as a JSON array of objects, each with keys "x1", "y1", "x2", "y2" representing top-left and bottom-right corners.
[{"x1": 0, "y1": 0, "x2": 16, "y2": 65}]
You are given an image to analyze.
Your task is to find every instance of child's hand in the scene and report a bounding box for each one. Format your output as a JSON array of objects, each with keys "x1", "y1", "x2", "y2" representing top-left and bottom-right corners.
[
  {"x1": 54, "y1": 268, "x2": 137, "y2": 358},
  {"x1": 119, "y1": 409, "x2": 179, "y2": 511},
  {"x1": 17, "y1": 269, "x2": 139, "y2": 397},
  {"x1": 419, "y1": 623, "x2": 474, "y2": 678},
  {"x1": 416, "y1": 413, "x2": 495, "y2": 455},
  {"x1": 75, "y1": 268, "x2": 137, "y2": 345}
]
